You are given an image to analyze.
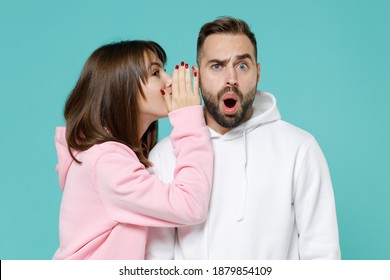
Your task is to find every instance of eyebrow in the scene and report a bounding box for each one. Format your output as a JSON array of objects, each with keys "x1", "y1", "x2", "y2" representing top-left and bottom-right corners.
[
  {"x1": 206, "y1": 53, "x2": 255, "y2": 65},
  {"x1": 148, "y1": 62, "x2": 163, "y2": 69},
  {"x1": 236, "y1": 53, "x2": 254, "y2": 62}
]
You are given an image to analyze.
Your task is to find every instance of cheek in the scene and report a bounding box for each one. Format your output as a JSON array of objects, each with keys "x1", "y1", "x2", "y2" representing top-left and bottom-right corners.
[
  {"x1": 148, "y1": 85, "x2": 164, "y2": 100},
  {"x1": 240, "y1": 74, "x2": 258, "y2": 88},
  {"x1": 200, "y1": 75, "x2": 222, "y2": 92}
]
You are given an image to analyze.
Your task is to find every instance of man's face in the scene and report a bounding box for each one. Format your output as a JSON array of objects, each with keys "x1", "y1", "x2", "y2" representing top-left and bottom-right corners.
[{"x1": 198, "y1": 34, "x2": 260, "y2": 134}]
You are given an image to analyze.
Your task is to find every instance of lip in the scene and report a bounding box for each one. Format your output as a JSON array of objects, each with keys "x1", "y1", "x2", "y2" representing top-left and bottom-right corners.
[{"x1": 221, "y1": 92, "x2": 239, "y2": 115}]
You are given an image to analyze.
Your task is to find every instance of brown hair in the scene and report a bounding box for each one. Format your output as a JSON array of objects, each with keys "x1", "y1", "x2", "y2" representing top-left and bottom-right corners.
[
  {"x1": 197, "y1": 16, "x2": 257, "y2": 64},
  {"x1": 64, "y1": 40, "x2": 166, "y2": 167}
]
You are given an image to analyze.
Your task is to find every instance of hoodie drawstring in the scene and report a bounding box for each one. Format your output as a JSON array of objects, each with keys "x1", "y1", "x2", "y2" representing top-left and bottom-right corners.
[{"x1": 237, "y1": 129, "x2": 248, "y2": 222}]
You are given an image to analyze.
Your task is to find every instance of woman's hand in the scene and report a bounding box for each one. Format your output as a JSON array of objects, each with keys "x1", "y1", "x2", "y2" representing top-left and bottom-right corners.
[{"x1": 163, "y1": 62, "x2": 200, "y2": 112}]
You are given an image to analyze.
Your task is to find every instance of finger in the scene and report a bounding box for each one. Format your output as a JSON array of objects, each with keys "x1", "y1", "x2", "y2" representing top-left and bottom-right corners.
[
  {"x1": 178, "y1": 61, "x2": 185, "y2": 96},
  {"x1": 171, "y1": 65, "x2": 179, "y2": 97},
  {"x1": 161, "y1": 89, "x2": 172, "y2": 112},
  {"x1": 192, "y1": 65, "x2": 199, "y2": 96},
  {"x1": 185, "y1": 63, "x2": 192, "y2": 94}
]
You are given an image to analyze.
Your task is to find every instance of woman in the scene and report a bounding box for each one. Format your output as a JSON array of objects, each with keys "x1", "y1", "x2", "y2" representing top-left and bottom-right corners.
[{"x1": 53, "y1": 40, "x2": 213, "y2": 259}]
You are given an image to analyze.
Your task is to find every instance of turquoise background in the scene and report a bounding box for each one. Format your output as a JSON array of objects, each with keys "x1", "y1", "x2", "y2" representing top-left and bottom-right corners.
[{"x1": 1, "y1": 0, "x2": 389, "y2": 260}]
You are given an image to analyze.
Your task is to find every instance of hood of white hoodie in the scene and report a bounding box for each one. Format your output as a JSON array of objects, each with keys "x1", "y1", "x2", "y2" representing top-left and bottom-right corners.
[
  {"x1": 54, "y1": 127, "x2": 76, "y2": 191},
  {"x1": 208, "y1": 91, "x2": 281, "y2": 139},
  {"x1": 207, "y1": 91, "x2": 281, "y2": 221}
]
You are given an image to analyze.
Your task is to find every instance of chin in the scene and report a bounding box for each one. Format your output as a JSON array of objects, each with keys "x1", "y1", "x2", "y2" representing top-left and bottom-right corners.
[{"x1": 157, "y1": 112, "x2": 168, "y2": 119}]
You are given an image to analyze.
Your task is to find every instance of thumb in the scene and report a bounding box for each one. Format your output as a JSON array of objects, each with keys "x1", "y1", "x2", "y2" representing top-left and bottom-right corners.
[{"x1": 161, "y1": 88, "x2": 172, "y2": 112}]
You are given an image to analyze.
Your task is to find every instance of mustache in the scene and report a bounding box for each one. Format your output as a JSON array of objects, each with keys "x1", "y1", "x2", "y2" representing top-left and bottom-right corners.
[{"x1": 217, "y1": 86, "x2": 243, "y2": 100}]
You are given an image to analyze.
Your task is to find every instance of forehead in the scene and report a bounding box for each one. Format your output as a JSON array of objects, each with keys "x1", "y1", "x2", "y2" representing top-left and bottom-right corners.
[
  {"x1": 143, "y1": 50, "x2": 163, "y2": 68},
  {"x1": 200, "y1": 34, "x2": 256, "y2": 62}
]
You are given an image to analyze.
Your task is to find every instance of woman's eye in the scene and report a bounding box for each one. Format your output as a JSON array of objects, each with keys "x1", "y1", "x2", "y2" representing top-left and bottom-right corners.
[{"x1": 152, "y1": 70, "x2": 160, "y2": 77}]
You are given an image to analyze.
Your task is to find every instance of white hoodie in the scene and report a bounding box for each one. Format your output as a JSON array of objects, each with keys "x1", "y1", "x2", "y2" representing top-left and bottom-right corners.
[{"x1": 146, "y1": 91, "x2": 340, "y2": 259}]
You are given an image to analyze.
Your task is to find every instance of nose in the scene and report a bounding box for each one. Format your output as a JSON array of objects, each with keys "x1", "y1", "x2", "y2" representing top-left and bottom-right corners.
[
  {"x1": 163, "y1": 71, "x2": 172, "y2": 87},
  {"x1": 225, "y1": 66, "x2": 238, "y2": 87}
]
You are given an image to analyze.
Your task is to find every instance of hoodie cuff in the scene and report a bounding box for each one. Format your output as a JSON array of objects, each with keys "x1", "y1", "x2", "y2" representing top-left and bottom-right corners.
[{"x1": 168, "y1": 105, "x2": 205, "y2": 129}]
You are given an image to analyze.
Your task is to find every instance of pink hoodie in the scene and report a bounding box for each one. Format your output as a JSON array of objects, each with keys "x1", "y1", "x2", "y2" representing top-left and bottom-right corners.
[{"x1": 53, "y1": 105, "x2": 213, "y2": 259}]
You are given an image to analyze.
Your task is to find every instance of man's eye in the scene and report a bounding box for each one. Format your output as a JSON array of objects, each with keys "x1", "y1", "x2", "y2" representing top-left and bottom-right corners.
[
  {"x1": 238, "y1": 63, "x2": 247, "y2": 70},
  {"x1": 152, "y1": 70, "x2": 160, "y2": 76},
  {"x1": 211, "y1": 64, "x2": 221, "y2": 71}
]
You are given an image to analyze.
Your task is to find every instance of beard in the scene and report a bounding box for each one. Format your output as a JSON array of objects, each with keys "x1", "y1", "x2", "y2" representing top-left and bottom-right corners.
[{"x1": 202, "y1": 85, "x2": 257, "y2": 129}]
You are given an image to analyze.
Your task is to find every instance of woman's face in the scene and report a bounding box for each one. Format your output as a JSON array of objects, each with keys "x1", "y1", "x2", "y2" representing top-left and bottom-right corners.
[{"x1": 138, "y1": 52, "x2": 171, "y2": 124}]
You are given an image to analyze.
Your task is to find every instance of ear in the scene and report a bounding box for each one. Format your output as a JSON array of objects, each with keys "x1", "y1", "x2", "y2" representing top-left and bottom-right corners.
[{"x1": 257, "y1": 63, "x2": 261, "y2": 83}]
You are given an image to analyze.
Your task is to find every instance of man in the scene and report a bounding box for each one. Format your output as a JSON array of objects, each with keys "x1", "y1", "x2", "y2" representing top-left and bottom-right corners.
[{"x1": 146, "y1": 16, "x2": 340, "y2": 259}]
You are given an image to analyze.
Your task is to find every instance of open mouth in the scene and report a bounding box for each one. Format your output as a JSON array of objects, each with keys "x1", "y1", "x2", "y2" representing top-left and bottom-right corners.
[
  {"x1": 221, "y1": 93, "x2": 239, "y2": 114},
  {"x1": 223, "y1": 98, "x2": 237, "y2": 108}
]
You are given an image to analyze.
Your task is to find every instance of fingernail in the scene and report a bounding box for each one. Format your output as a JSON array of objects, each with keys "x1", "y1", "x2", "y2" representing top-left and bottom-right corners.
[
  {"x1": 194, "y1": 72, "x2": 197, "y2": 77},
  {"x1": 185, "y1": 63, "x2": 189, "y2": 69},
  {"x1": 160, "y1": 89, "x2": 165, "y2": 95},
  {"x1": 181, "y1": 61, "x2": 184, "y2": 66},
  {"x1": 175, "y1": 65, "x2": 179, "y2": 70}
]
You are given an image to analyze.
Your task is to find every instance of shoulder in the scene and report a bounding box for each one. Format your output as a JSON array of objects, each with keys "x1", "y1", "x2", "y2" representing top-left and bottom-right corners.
[
  {"x1": 83, "y1": 141, "x2": 138, "y2": 163},
  {"x1": 151, "y1": 136, "x2": 173, "y2": 154},
  {"x1": 149, "y1": 136, "x2": 174, "y2": 162},
  {"x1": 277, "y1": 120, "x2": 314, "y2": 138},
  {"x1": 262, "y1": 120, "x2": 315, "y2": 144}
]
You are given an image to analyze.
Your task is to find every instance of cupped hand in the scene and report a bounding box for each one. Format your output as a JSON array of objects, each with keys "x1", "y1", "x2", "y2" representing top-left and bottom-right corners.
[{"x1": 163, "y1": 62, "x2": 200, "y2": 112}]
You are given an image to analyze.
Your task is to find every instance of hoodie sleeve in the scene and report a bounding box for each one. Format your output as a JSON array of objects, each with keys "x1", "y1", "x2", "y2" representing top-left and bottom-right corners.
[
  {"x1": 94, "y1": 105, "x2": 213, "y2": 227},
  {"x1": 294, "y1": 139, "x2": 341, "y2": 259}
]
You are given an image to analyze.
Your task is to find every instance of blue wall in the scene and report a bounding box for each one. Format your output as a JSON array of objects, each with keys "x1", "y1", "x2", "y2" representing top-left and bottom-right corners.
[{"x1": 1, "y1": 0, "x2": 389, "y2": 259}]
